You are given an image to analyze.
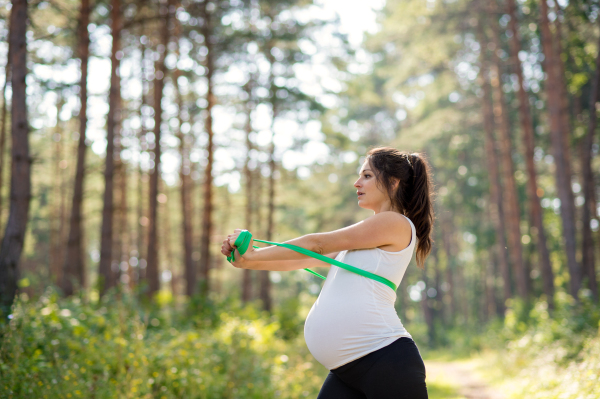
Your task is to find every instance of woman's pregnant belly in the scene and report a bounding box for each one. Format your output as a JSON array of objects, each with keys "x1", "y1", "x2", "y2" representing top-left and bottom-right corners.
[{"x1": 304, "y1": 274, "x2": 411, "y2": 370}]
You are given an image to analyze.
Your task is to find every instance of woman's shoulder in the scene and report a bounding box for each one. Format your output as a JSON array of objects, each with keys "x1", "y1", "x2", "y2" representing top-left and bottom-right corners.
[
  {"x1": 366, "y1": 211, "x2": 411, "y2": 225},
  {"x1": 363, "y1": 211, "x2": 412, "y2": 234}
]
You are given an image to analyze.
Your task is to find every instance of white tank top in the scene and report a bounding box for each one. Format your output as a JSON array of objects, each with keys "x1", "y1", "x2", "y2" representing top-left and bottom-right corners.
[{"x1": 304, "y1": 214, "x2": 416, "y2": 370}]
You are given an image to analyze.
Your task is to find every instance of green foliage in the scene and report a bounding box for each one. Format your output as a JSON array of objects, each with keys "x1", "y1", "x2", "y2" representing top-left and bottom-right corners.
[
  {"x1": 473, "y1": 294, "x2": 600, "y2": 399},
  {"x1": 0, "y1": 290, "x2": 329, "y2": 398}
]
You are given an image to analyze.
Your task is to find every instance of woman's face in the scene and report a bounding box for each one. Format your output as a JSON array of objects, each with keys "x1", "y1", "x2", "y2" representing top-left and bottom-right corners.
[{"x1": 354, "y1": 160, "x2": 394, "y2": 214}]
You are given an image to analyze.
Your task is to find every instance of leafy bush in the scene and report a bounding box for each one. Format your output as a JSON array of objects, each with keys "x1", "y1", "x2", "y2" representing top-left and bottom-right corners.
[
  {"x1": 465, "y1": 292, "x2": 600, "y2": 399},
  {"x1": 0, "y1": 289, "x2": 329, "y2": 398}
]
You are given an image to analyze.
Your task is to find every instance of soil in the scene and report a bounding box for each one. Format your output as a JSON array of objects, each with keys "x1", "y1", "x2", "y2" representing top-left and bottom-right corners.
[{"x1": 425, "y1": 360, "x2": 506, "y2": 399}]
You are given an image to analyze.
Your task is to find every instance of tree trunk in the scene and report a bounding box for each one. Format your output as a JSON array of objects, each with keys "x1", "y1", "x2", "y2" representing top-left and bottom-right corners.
[
  {"x1": 50, "y1": 95, "x2": 65, "y2": 286},
  {"x1": 173, "y1": 30, "x2": 195, "y2": 297},
  {"x1": 432, "y1": 243, "x2": 443, "y2": 323},
  {"x1": 506, "y1": 0, "x2": 554, "y2": 307},
  {"x1": 199, "y1": 0, "x2": 215, "y2": 297},
  {"x1": 487, "y1": 3, "x2": 528, "y2": 300},
  {"x1": 136, "y1": 38, "x2": 148, "y2": 286},
  {"x1": 117, "y1": 158, "x2": 128, "y2": 287},
  {"x1": 552, "y1": 3, "x2": 576, "y2": 175},
  {"x1": 0, "y1": 0, "x2": 30, "y2": 318},
  {"x1": 260, "y1": 43, "x2": 279, "y2": 313},
  {"x1": 98, "y1": 0, "x2": 122, "y2": 296},
  {"x1": 260, "y1": 139, "x2": 274, "y2": 311},
  {"x1": 242, "y1": 80, "x2": 254, "y2": 303},
  {"x1": 0, "y1": 33, "x2": 10, "y2": 237},
  {"x1": 580, "y1": 25, "x2": 600, "y2": 302},
  {"x1": 440, "y1": 216, "x2": 455, "y2": 324},
  {"x1": 421, "y1": 255, "x2": 435, "y2": 345},
  {"x1": 539, "y1": 0, "x2": 581, "y2": 298},
  {"x1": 161, "y1": 188, "x2": 176, "y2": 295},
  {"x1": 146, "y1": 2, "x2": 170, "y2": 297},
  {"x1": 476, "y1": 18, "x2": 512, "y2": 308},
  {"x1": 62, "y1": 0, "x2": 90, "y2": 296}
]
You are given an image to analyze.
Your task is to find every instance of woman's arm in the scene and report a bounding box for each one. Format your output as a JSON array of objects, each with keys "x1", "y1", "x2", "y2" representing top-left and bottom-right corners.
[
  {"x1": 232, "y1": 252, "x2": 339, "y2": 272},
  {"x1": 228, "y1": 211, "x2": 409, "y2": 263},
  {"x1": 220, "y1": 233, "x2": 339, "y2": 271}
]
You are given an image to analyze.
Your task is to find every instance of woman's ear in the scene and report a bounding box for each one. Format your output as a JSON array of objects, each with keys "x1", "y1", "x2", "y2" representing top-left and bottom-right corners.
[{"x1": 392, "y1": 178, "x2": 400, "y2": 191}]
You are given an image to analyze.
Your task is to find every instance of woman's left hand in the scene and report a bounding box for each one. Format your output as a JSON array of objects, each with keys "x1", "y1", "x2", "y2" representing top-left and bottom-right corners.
[{"x1": 222, "y1": 229, "x2": 254, "y2": 267}]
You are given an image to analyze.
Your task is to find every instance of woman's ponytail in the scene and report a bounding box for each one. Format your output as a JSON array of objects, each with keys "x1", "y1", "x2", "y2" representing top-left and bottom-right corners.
[
  {"x1": 366, "y1": 148, "x2": 434, "y2": 269},
  {"x1": 407, "y1": 154, "x2": 434, "y2": 268}
]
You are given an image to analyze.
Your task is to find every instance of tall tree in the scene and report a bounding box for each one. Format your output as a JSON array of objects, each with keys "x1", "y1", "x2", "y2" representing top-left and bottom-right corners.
[
  {"x1": 552, "y1": 2, "x2": 575, "y2": 171},
  {"x1": 50, "y1": 95, "x2": 66, "y2": 285},
  {"x1": 241, "y1": 78, "x2": 254, "y2": 303},
  {"x1": 115, "y1": 153, "x2": 128, "y2": 286},
  {"x1": 260, "y1": 37, "x2": 277, "y2": 312},
  {"x1": 440, "y1": 215, "x2": 456, "y2": 323},
  {"x1": 580, "y1": 25, "x2": 600, "y2": 301},
  {"x1": 476, "y1": 16, "x2": 513, "y2": 308},
  {"x1": 146, "y1": 0, "x2": 170, "y2": 296},
  {"x1": 487, "y1": 2, "x2": 528, "y2": 299},
  {"x1": 98, "y1": 0, "x2": 122, "y2": 296},
  {"x1": 173, "y1": 18, "x2": 195, "y2": 297},
  {"x1": 421, "y1": 258, "x2": 435, "y2": 344},
  {"x1": 254, "y1": 0, "x2": 321, "y2": 311},
  {"x1": 0, "y1": 0, "x2": 30, "y2": 317},
  {"x1": 538, "y1": 0, "x2": 581, "y2": 298},
  {"x1": 0, "y1": 30, "x2": 10, "y2": 236},
  {"x1": 505, "y1": 0, "x2": 554, "y2": 307},
  {"x1": 198, "y1": 0, "x2": 216, "y2": 296},
  {"x1": 62, "y1": 0, "x2": 91, "y2": 296},
  {"x1": 136, "y1": 35, "x2": 148, "y2": 285}
]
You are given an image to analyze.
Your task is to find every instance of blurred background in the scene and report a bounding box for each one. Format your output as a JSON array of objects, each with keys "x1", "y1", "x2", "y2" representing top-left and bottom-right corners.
[{"x1": 0, "y1": 0, "x2": 599, "y2": 397}]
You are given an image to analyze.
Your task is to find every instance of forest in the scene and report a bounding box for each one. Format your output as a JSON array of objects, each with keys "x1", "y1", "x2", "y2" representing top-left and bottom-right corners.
[{"x1": 0, "y1": 0, "x2": 599, "y2": 397}]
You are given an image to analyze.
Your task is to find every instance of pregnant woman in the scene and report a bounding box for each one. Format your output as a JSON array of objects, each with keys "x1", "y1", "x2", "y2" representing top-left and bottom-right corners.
[{"x1": 221, "y1": 146, "x2": 434, "y2": 398}]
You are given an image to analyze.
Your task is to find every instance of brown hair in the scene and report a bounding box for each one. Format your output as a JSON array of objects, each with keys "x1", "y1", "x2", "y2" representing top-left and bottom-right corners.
[{"x1": 366, "y1": 147, "x2": 434, "y2": 268}]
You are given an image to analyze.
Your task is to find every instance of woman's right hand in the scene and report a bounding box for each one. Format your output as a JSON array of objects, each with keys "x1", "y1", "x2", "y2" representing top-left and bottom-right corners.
[
  {"x1": 221, "y1": 236, "x2": 234, "y2": 258},
  {"x1": 221, "y1": 229, "x2": 254, "y2": 259}
]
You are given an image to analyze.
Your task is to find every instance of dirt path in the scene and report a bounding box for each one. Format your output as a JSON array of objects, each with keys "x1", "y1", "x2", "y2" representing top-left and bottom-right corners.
[{"x1": 425, "y1": 360, "x2": 506, "y2": 399}]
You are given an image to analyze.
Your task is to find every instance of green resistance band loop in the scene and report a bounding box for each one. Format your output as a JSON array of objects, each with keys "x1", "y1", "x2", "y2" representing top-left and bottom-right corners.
[{"x1": 227, "y1": 230, "x2": 397, "y2": 292}]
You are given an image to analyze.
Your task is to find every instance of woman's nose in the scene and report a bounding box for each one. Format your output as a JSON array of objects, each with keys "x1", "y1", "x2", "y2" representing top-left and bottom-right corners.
[{"x1": 354, "y1": 179, "x2": 361, "y2": 187}]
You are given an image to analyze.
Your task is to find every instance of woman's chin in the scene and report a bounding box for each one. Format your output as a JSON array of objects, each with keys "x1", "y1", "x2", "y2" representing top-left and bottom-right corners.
[{"x1": 357, "y1": 201, "x2": 369, "y2": 209}]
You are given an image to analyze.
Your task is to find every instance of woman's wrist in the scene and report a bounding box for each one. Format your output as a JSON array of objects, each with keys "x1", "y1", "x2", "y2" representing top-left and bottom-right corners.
[{"x1": 241, "y1": 247, "x2": 257, "y2": 262}]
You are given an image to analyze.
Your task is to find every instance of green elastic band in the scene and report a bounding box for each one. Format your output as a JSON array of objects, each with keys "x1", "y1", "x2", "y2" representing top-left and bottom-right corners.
[{"x1": 227, "y1": 230, "x2": 397, "y2": 292}]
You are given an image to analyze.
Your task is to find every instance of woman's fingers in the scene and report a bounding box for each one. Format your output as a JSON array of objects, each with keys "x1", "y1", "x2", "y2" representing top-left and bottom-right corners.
[
  {"x1": 222, "y1": 229, "x2": 248, "y2": 257},
  {"x1": 221, "y1": 239, "x2": 233, "y2": 256}
]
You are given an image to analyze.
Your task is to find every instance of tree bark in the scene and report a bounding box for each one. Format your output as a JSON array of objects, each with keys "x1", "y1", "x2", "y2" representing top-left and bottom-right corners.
[
  {"x1": 242, "y1": 79, "x2": 254, "y2": 303},
  {"x1": 161, "y1": 188, "x2": 176, "y2": 295},
  {"x1": 487, "y1": 3, "x2": 528, "y2": 300},
  {"x1": 0, "y1": 0, "x2": 30, "y2": 317},
  {"x1": 260, "y1": 41, "x2": 279, "y2": 313},
  {"x1": 173, "y1": 25, "x2": 195, "y2": 297},
  {"x1": 580, "y1": 25, "x2": 600, "y2": 301},
  {"x1": 440, "y1": 215, "x2": 455, "y2": 324},
  {"x1": 117, "y1": 157, "x2": 128, "y2": 287},
  {"x1": 146, "y1": 1, "x2": 170, "y2": 297},
  {"x1": 62, "y1": 0, "x2": 90, "y2": 296},
  {"x1": 506, "y1": 0, "x2": 554, "y2": 308},
  {"x1": 476, "y1": 18, "x2": 512, "y2": 308},
  {"x1": 136, "y1": 38, "x2": 148, "y2": 285},
  {"x1": 539, "y1": 0, "x2": 581, "y2": 298},
  {"x1": 98, "y1": 0, "x2": 121, "y2": 296},
  {"x1": 198, "y1": 0, "x2": 215, "y2": 297},
  {"x1": 0, "y1": 32, "x2": 10, "y2": 237},
  {"x1": 50, "y1": 95, "x2": 65, "y2": 286},
  {"x1": 552, "y1": 3, "x2": 575, "y2": 174},
  {"x1": 421, "y1": 257, "x2": 435, "y2": 344}
]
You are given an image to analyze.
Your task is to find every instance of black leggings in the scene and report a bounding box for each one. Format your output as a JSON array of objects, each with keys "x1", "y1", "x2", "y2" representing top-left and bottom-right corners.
[{"x1": 316, "y1": 337, "x2": 428, "y2": 399}]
